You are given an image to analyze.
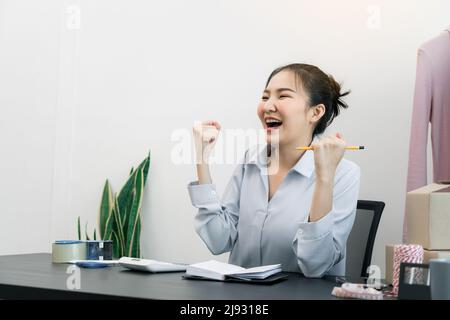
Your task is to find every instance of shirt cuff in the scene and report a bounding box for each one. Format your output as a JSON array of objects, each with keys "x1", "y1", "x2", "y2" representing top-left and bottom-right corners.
[
  {"x1": 296, "y1": 210, "x2": 334, "y2": 241},
  {"x1": 187, "y1": 181, "x2": 220, "y2": 206}
]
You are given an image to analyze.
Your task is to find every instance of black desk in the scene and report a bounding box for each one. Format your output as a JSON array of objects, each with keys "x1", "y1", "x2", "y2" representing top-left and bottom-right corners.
[{"x1": 0, "y1": 253, "x2": 341, "y2": 300}]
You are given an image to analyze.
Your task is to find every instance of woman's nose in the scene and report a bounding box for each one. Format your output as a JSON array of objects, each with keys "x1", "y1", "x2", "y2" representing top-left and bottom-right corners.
[{"x1": 264, "y1": 102, "x2": 277, "y2": 114}]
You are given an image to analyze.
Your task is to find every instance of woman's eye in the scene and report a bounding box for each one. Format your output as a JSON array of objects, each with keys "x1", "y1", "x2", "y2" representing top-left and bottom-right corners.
[
  {"x1": 261, "y1": 96, "x2": 268, "y2": 101},
  {"x1": 279, "y1": 95, "x2": 291, "y2": 99}
]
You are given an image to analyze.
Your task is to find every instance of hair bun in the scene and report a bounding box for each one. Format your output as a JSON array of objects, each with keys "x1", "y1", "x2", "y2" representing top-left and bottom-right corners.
[
  {"x1": 328, "y1": 75, "x2": 350, "y2": 101},
  {"x1": 328, "y1": 75, "x2": 350, "y2": 117}
]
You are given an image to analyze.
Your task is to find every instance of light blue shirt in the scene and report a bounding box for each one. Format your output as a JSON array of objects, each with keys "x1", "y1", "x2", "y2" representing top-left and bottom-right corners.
[{"x1": 188, "y1": 143, "x2": 360, "y2": 278}]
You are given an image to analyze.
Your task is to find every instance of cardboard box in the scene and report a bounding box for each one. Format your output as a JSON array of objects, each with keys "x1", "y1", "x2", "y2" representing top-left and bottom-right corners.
[
  {"x1": 385, "y1": 244, "x2": 450, "y2": 284},
  {"x1": 405, "y1": 183, "x2": 450, "y2": 250},
  {"x1": 385, "y1": 244, "x2": 394, "y2": 285},
  {"x1": 423, "y1": 249, "x2": 450, "y2": 263}
]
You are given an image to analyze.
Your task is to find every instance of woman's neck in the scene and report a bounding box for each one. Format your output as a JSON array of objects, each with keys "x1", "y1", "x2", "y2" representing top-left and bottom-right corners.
[{"x1": 270, "y1": 135, "x2": 313, "y2": 171}]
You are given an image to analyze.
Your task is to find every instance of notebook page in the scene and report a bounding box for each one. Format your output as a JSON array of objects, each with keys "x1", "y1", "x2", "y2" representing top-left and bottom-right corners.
[
  {"x1": 188, "y1": 260, "x2": 246, "y2": 276},
  {"x1": 232, "y1": 264, "x2": 281, "y2": 275}
]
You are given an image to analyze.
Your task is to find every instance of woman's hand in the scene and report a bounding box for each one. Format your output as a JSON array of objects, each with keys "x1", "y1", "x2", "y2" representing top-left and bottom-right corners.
[
  {"x1": 193, "y1": 120, "x2": 221, "y2": 164},
  {"x1": 310, "y1": 132, "x2": 346, "y2": 183}
]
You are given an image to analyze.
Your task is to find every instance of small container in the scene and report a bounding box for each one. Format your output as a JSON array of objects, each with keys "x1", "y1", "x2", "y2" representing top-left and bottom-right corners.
[{"x1": 85, "y1": 240, "x2": 113, "y2": 260}]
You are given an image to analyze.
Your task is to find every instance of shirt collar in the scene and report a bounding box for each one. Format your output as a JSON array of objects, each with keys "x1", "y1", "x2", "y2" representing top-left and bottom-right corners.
[
  {"x1": 246, "y1": 144, "x2": 268, "y2": 167},
  {"x1": 246, "y1": 135, "x2": 321, "y2": 178},
  {"x1": 292, "y1": 148, "x2": 315, "y2": 178}
]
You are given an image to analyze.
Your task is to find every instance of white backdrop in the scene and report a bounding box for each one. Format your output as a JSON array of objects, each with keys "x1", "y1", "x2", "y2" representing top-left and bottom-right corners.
[{"x1": 1, "y1": 0, "x2": 448, "y2": 276}]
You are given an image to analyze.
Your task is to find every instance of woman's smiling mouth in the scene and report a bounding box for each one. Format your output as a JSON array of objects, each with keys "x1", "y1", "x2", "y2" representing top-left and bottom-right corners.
[{"x1": 265, "y1": 117, "x2": 283, "y2": 131}]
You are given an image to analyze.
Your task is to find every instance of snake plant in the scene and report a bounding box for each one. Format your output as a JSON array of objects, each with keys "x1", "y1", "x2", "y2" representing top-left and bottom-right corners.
[
  {"x1": 77, "y1": 152, "x2": 150, "y2": 259},
  {"x1": 100, "y1": 152, "x2": 150, "y2": 258}
]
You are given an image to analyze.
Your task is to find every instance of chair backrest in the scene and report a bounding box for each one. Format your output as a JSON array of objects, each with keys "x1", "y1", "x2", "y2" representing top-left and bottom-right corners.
[{"x1": 345, "y1": 200, "x2": 385, "y2": 279}]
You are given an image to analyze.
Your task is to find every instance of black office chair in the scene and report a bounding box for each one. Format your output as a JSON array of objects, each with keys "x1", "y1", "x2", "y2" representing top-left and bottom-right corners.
[{"x1": 345, "y1": 200, "x2": 385, "y2": 279}]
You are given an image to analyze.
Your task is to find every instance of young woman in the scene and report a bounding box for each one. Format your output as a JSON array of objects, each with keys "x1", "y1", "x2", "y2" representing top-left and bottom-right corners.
[{"x1": 188, "y1": 63, "x2": 360, "y2": 278}]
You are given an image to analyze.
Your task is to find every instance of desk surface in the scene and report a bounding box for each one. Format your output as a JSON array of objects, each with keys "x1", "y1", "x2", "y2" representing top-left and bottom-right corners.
[{"x1": 0, "y1": 253, "x2": 341, "y2": 300}]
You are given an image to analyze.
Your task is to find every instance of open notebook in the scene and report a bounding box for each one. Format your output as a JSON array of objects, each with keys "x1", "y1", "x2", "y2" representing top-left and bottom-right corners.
[{"x1": 185, "y1": 260, "x2": 282, "y2": 281}]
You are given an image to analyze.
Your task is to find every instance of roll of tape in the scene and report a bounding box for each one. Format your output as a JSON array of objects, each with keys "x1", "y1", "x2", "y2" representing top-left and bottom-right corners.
[{"x1": 52, "y1": 240, "x2": 87, "y2": 263}]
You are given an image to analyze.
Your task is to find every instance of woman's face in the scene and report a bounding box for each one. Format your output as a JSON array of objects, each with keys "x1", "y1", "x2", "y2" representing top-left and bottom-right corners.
[{"x1": 257, "y1": 70, "x2": 313, "y2": 146}]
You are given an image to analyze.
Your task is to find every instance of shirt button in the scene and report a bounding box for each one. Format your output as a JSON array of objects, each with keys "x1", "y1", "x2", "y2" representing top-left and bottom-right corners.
[
  {"x1": 298, "y1": 229, "x2": 303, "y2": 234},
  {"x1": 211, "y1": 190, "x2": 217, "y2": 197}
]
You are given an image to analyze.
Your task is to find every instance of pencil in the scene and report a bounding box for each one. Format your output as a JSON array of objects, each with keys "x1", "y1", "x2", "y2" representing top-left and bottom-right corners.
[{"x1": 296, "y1": 146, "x2": 365, "y2": 151}]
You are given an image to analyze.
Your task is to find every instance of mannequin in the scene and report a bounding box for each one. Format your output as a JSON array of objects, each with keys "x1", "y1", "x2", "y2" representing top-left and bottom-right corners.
[{"x1": 404, "y1": 25, "x2": 450, "y2": 242}]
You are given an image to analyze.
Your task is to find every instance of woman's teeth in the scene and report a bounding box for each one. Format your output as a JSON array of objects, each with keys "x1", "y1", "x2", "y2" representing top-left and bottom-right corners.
[{"x1": 266, "y1": 119, "x2": 283, "y2": 128}]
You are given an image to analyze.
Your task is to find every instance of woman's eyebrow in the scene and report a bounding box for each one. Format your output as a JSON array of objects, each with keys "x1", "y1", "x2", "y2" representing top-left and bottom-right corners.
[{"x1": 263, "y1": 87, "x2": 296, "y2": 94}]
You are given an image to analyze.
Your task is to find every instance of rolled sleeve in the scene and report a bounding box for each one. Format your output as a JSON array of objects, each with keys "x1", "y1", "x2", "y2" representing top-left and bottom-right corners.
[
  {"x1": 293, "y1": 164, "x2": 360, "y2": 278},
  {"x1": 187, "y1": 159, "x2": 246, "y2": 255},
  {"x1": 188, "y1": 182, "x2": 220, "y2": 210},
  {"x1": 296, "y1": 210, "x2": 334, "y2": 241}
]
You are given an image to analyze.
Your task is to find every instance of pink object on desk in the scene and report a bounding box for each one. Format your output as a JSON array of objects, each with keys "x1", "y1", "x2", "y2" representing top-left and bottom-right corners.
[{"x1": 332, "y1": 283, "x2": 383, "y2": 300}]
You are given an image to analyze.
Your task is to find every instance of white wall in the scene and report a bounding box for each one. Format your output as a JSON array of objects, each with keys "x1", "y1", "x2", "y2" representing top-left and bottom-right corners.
[{"x1": 1, "y1": 0, "x2": 448, "y2": 275}]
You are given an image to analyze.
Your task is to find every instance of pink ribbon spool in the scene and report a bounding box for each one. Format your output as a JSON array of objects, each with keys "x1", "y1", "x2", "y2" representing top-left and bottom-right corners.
[{"x1": 392, "y1": 244, "x2": 424, "y2": 295}]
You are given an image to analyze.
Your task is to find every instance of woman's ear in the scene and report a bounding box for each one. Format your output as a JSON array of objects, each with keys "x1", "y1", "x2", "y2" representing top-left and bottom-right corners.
[{"x1": 308, "y1": 104, "x2": 326, "y2": 125}]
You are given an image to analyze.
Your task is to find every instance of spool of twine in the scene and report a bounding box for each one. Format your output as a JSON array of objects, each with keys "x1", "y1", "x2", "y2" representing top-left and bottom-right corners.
[{"x1": 392, "y1": 244, "x2": 424, "y2": 295}]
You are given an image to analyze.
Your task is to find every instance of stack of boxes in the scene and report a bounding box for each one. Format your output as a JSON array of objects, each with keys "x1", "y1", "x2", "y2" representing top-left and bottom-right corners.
[{"x1": 386, "y1": 183, "x2": 450, "y2": 284}]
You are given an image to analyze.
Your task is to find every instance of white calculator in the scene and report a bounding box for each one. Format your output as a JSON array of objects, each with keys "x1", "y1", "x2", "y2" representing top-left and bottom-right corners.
[{"x1": 118, "y1": 257, "x2": 187, "y2": 273}]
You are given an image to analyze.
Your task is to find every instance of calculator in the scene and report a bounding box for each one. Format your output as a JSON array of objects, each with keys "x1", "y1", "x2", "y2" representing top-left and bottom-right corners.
[{"x1": 118, "y1": 257, "x2": 187, "y2": 273}]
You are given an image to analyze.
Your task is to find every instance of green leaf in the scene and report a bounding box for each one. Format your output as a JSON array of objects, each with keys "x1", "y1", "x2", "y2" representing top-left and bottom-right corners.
[
  {"x1": 93, "y1": 228, "x2": 97, "y2": 241},
  {"x1": 85, "y1": 222, "x2": 90, "y2": 241},
  {"x1": 117, "y1": 171, "x2": 137, "y2": 227},
  {"x1": 113, "y1": 197, "x2": 126, "y2": 257},
  {"x1": 141, "y1": 151, "x2": 151, "y2": 187},
  {"x1": 102, "y1": 213, "x2": 114, "y2": 241},
  {"x1": 126, "y1": 168, "x2": 144, "y2": 257},
  {"x1": 112, "y1": 230, "x2": 120, "y2": 259},
  {"x1": 132, "y1": 219, "x2": 141, "y2": 258},
  {"x1": 99, "y1": 180, "x2": 114, "y2": 240},
  {"x1": 77, "y1": 216, "x2": 81, "y2": 241},
  {"x1": 116, "y1": 153, "x2": 150, "y2": 233},
  {"x1": 129, "y1": 167, "x2": 134, "y2": 176},
  {"x1": 122, "y1": 189, "x2": 135, "y2": 242}
]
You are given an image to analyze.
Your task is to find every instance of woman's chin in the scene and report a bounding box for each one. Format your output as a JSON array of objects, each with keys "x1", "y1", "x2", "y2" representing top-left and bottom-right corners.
[
  {"x1": 265, "y1": 136, "x2": 281, "y2": 145},
  {"x1": 265, "y1": 131, "x2": 280, "y2": 143}
]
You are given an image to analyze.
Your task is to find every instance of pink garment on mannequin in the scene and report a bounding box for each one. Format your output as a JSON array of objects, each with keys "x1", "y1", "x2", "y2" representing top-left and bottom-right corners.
[{"x1": 404, "y1": 26, "x2": 450, "y2": 242}]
